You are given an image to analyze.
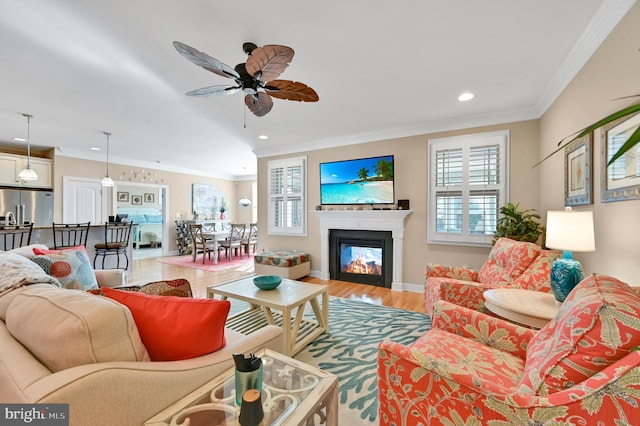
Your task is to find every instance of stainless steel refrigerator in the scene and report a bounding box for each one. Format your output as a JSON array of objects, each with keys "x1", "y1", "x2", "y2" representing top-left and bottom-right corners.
[{"x1": 0, "y1": 188, "x2": 54, "y2": 227}]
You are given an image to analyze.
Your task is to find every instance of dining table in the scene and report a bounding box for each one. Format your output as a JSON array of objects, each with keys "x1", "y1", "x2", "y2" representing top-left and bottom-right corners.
[{"x1": 202, "y1": 229, "x2": 230, "y2": 264}]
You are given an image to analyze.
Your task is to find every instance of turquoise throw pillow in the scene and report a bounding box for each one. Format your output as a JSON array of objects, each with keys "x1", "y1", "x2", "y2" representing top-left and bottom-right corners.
[{"x1": 32, "y1": 250, "x2": 99, "y2": 291}]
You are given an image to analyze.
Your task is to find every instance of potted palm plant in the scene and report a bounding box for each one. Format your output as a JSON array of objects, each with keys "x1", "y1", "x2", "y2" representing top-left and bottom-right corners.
[{"x1": 493, "y1": 202, "x2": 544, "y2": 246}]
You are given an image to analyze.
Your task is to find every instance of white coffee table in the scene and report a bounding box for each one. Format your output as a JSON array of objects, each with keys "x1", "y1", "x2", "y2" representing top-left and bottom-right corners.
[
  {"x1": 483, "y1": 288, "x2": 559, "y2": 328},
  {"x1": 145, "y1": 348, "x2": 338, "y2": 426},
  {"x1": 207, "y1": 276, "x2": 329, "y2": 356}
]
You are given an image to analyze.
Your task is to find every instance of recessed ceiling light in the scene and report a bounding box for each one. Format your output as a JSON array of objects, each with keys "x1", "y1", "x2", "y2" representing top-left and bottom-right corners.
[
  {"x1": 258, "y1": 135, "x2": 269, "y2": 140},
  {"x1": 458, "y1": 92, "x2": 474, "y2": 102},
  {"x1": 90, "y1": 147, "x2": 101, "y2": 151},
  {"x1": 12, "y1": 137, "x2": 26, "y2": 142}
]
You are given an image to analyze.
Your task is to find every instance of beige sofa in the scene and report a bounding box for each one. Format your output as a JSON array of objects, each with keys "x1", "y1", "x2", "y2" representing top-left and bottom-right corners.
[{"x1": 0, "y1": 252, "x2": 283, "y2": 426}]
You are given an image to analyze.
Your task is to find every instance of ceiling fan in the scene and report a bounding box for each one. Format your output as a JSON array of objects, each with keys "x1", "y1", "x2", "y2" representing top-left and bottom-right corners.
[{"x1": 173, "y1": 41, "x2": 319, "y2": 117}]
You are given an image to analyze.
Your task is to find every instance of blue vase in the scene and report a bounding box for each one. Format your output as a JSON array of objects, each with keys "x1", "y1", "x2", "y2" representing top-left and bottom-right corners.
[{"x1": 550, "y1": 258, "x2": 584, "y2": 302}]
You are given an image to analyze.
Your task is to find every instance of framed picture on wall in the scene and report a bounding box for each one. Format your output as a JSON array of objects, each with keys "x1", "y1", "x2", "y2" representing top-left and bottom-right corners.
[
  {"x1": 144, "y1": 193, "x2": 155, "y2": 203},
  {"x1": 564, "y1": 132, "x2": 592, "y2": 206},
  {"x1": 117, "y1": 191, "x2": 129, "y2": 202},
  {"x1": 131, "y1": 195, "x2": 143, "y2": 205},
  {"x1": 192, "y1": 183, "x2": 222, "y2": 217},
  {"x1": 601, "y1": 112, "x2": 640, "y2": 202}
]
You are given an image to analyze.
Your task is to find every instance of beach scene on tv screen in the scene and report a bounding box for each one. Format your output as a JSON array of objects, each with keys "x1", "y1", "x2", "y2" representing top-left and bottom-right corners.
[{"x1": 320, "y1": 155, "x2": 394, "y2": 204}]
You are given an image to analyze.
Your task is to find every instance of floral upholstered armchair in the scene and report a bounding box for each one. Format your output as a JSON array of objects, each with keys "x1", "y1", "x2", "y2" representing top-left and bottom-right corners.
[
  {"x1": 424, "y1": 237, "x2": 560, "y2": 316},
  {"x1": 379, "y1": 274, "x2": 640, "y2": 426}
]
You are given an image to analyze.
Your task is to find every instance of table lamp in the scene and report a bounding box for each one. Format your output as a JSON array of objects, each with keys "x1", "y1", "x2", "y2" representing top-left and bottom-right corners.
[{"x1": 545, "y1": 207, "x2": 595, "y2": 302}]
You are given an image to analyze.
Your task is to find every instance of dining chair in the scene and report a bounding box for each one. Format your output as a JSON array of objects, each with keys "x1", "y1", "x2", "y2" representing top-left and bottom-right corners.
[
  {"x1": 52, "y1": 222, "x2": 91, "y2": 249},
  {"x1": 93, "y1": 222, "x2": 133, "y2": 269},
  {"x1": 0, "y1": 224, "x2": 33, "y2": 251},
  {"x1": 188, "y1": 224, "x2": 218, "y2": 264},
  {"x1": 242, "y1": 223, "x2": 258, "y2": 255},
  {"x1": 219, "y1": 223, "x2": 245, "y2": 261}
]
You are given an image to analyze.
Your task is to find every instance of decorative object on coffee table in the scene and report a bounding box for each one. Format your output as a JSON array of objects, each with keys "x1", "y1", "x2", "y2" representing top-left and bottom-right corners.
[
  {"x1": 239, "y1": 389, "x2": 264, "y2": 426},
  {"x1": 545, "y1": 207, "x2": 595, "y2": 302},
  {"x1": 253, "y1": 275, "x2": 282, "y2": 290}
]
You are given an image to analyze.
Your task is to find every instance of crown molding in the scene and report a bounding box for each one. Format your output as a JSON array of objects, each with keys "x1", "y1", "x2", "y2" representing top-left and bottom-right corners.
[{"x1": 534, "y1": 0, "x2": 637, "y2": 116}]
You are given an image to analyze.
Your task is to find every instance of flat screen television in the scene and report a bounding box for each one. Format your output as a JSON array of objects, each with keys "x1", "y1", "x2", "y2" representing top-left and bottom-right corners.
[{"x1": 320, "y1": 155, "x2": 395, "y2": 205}]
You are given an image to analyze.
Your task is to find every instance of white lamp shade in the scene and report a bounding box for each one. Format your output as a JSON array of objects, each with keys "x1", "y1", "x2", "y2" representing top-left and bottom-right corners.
[
  {"x1": 546, "y1": 209, "x2": 595, "y2": 252},
  {"x1": 239, "y1": 197, "x2": 251, "y2": 207},
  {"x1": 101, "y1": 176, "x2": 115, "y2": 187},
  {"x1": 17, "y1": 167, "x2": 38, "y2": 181}
]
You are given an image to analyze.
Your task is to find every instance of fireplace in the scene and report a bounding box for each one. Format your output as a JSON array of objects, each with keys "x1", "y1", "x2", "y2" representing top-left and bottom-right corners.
[
  {"x1": 329, "y1": 229, "x2": 393, "y2": 287},
  {"x1": 312, "y1": 210, "x2": 413, "y2": 291}
]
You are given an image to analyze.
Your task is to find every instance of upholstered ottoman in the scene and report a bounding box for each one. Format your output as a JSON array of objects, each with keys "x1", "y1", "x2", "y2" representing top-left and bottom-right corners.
[{"x1": 254, "y1": 250, "x2": 311, "y2": 280}]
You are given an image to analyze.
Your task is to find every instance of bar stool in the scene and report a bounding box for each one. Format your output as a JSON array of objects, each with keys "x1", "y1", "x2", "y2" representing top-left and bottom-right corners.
[
  {"x1": 0, "y1": 224, "x2": 33, "y2": 251},
  {"x1": 52, "y1": 222, "x2": 91, "y2": 249},
  {"x1": 93, "y1": 222, "x2": 133, "y2": 269}
]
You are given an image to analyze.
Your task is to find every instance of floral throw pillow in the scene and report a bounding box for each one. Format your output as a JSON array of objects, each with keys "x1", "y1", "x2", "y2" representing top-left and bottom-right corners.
[
  {"x1": 519, "y1": 274, "x2": 640, "y2": 395},
  {"x1": 478, "y1": 238, "x2": 540, "y2": 286},
  {"x1": 32, "y1": 249, "x2": 98, "y2": 291}
]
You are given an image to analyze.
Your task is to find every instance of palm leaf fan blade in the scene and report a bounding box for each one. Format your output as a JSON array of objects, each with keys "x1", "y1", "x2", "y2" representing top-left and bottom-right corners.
[
  {"x1": 172, "y1": 41, "x2": 239, "y2": 79},
  {"x1": 186, "y1": 85, "x2": 241, "y2": 97},
  {"x1": 246, "y1": 45, "x2": 294, "y2": 82},
  {"x1": 245, "y1": 93, "x2": 273, "y2": 117},
  {"x1": 265, "y1": 80, "x2": 319, "y2": 102}
]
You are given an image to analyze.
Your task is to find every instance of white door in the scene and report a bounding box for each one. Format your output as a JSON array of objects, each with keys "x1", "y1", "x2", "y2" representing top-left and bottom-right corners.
[{"x1": 62, "y1": 177, "x2": 107, "y2": 224}]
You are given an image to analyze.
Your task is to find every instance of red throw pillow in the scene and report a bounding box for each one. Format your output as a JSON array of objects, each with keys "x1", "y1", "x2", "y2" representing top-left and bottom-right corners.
[
  {"x1": 101, "y1": 287, "x2": 230, "y2": 361},
  {"x1": 34, "y1": 245, "x2": 89, "y2": 256}
]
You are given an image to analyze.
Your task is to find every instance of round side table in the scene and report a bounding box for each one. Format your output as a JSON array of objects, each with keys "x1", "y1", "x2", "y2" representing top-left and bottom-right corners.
[{"x1": 483, "y1": 288, "x2": 559, "y2": 328}]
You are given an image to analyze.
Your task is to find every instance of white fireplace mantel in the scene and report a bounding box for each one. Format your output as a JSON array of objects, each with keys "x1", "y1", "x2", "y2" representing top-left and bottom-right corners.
[{"x1": 311, "y1": 210, "x2": 413, "y2": 291}]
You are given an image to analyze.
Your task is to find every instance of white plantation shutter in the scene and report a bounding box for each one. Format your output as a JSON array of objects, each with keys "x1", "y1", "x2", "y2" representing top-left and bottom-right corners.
[
  {"x1": 268, "y1": 156, "x2": 306, "y2": 235},
  {"x1": 428, "y1": 131, "x2": 509, "y2": 246}
]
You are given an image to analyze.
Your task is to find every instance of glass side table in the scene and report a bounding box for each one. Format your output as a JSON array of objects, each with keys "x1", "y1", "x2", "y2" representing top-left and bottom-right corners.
[{"x1": 145, "y1": 349, "x2": 338, "y2": 426}]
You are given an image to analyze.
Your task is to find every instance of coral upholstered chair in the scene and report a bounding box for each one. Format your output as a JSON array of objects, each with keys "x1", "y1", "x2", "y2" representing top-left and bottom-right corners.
[
  {"x1": 379, "y1": 274, "x2": 640, "y2": 426},
  {"x1": 424, "y1": 237, "x2": 561, "y2": 316}
]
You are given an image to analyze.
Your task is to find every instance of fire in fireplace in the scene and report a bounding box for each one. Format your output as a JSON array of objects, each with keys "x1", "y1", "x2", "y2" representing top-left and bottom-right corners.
[
  {"x1": 341, "y1": 245, "x2": 382, "y2": 275},
  {"x1": 329, "y1": 229, "x2": 392, "y2": 287}
]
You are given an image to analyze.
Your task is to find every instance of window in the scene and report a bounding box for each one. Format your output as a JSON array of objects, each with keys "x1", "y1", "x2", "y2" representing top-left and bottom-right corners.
[
  {"x1": 428, "y1": 130, "x2": 509, "y2": 246},
  {"x1": 267, "y1": 156, "x2": 306, "y2": 236}
]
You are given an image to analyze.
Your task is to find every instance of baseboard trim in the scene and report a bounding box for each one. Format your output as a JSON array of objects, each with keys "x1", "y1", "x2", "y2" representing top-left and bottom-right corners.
[{"x1": 310, "y1": 269, "x2": 422, "y2": 293}]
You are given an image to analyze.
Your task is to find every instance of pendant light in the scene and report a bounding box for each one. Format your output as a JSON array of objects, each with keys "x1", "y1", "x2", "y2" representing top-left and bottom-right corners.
[
  {"x1": 17, "y1": 113, "x2": 38, "y2": 181},
  {"x1": 239, "y1": 196, "x2": 251, "y2": 207},
  {"x1": 101, "y1": 131, "x2": 114, "y2": 187}
]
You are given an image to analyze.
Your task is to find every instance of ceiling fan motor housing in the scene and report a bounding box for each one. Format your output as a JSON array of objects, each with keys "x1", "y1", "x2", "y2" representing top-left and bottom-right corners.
[{"x1": 234, "y1": 63, "x2": 260, "y2": 95}]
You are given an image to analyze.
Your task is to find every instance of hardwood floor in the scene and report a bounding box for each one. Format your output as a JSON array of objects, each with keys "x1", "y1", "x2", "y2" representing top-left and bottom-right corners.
[{"x1": 130, "y1": 256, "x2": 426, "y2": 314}]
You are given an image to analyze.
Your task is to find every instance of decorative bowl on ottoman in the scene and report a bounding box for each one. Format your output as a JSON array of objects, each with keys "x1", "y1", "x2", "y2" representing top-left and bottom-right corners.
[{"x1": 253, "y1": 275, "x2": 282, "y2": 290}]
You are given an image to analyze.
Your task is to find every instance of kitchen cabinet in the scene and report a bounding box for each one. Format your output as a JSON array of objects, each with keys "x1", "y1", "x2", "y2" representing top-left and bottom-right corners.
[{"x1": 0, "y1": 153, "x2": 52, "y2": 188}]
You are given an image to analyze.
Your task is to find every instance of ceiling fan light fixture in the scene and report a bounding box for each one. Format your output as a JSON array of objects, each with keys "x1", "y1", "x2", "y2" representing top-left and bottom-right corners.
[
  {"x1": 101, "y1": 131, "x2": 114, "y2": 187},
  {"x1": 17, "y1": 113, "x2": 38, "y2": 181}
]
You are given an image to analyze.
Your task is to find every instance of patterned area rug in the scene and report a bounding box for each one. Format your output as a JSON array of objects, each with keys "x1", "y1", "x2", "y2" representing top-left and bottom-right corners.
[
  {"x1": 157, "y1": 254, "x2": 254, "y2": 272},
  {"x1": 228, "y1": 296, "x2": 430, "y2": 423}
]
